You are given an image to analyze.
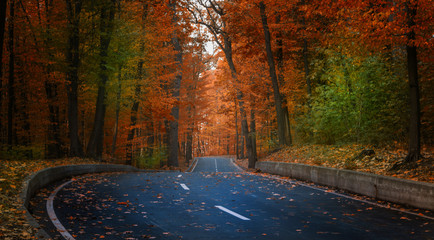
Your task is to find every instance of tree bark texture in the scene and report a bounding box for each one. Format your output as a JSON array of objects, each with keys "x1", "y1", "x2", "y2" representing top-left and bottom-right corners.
[
  {"x1": 235, "y1": 103, "x2": 239, "y2": 159},
  {"x1": 44, "y1": 0, "x2": 63, "y2": 158},
  {"x1": 249, "y1": 110, "x2": 257, "y2": 168},
  {"x1": 404, "y1": 3, "x2": 420, "y2": 162},
  {"x1": 0, "y1": 0, "x2": 7, "y2": 141},
  {"x1": 87, "y1": 0, "x2": 116, "y2": 160},
  {"x1": 167, "y1": 0, "x2": 182, "y2": 167},
  {"x1": 65, "y1": 0, "x2": 83, "y2": 157},
  {"x1": 7, "y1": 0, "x2": 15, "y2": 147}
]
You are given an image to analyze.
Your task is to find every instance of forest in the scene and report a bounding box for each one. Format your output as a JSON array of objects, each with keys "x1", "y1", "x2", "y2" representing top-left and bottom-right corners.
[{"x1": 0, "y1": 0, "x2": 432, "y2": 169}]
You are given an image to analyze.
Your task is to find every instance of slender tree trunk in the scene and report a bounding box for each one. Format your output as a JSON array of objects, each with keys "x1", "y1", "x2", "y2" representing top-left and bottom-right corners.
[
  {"x1": 126, "y1": 62, "x2": 142, "y2": 165},
  {"x1": 404, "y1": 3, "x2": 420, "y2": 162},
  {"x1": 185, "y1": 102, "x2": 193, "y2": 163},
  {"x1": 223, "y1": 36, "x2": 255, "y2": 166},
  {"x1": 65, "y1": 0, "x2": 83, "y2": 157},
  {"x1": 275, "y1": 16, "x2": 292, "y2": 146},
  {"x1": 0, "y1": 0, "x2": 7, "y2": 142},
  {"x1": 43, "y1": 0, "x2": 63, "y2": 159},
  {"x1": 146, "y1": 118, "x2": 154, "y2": 158},
  {"x1": 249, "y1": 109, "x2": 257, "y2": 167},
  {"x1": 7, "y1": 0, "x2": 15, "y2": 147},
  {"x1": 283, "y1": 107, "x2": 292, "y2": 145},
  {"x1": 235, "y1": 103, "x2": 239, "y2": 159},
  {"x1": 111, "y1": 66, "x2": 122, "y2": 158},
  {"x1": 87, "y1": 1, "x2": 115, "y2": 160},
  {"x1": 259, "y1": 2, "x2": 287, "y2": 147},
  {"x1": 167, "y1": 0, "x2": 182, "y2": 167},
  {"x1": 303, "y1": 39, "x2": 311, "y2": 96}
]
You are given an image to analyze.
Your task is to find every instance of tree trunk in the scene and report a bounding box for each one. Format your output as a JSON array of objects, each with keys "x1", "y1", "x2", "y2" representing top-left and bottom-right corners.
[
  {"x1": 111, "y1": 66, "x2": 122, "y2": 158},
  {"x1": 303, "y1": 39, "x2": 311, "y2": 96},
  {"x1": 235, "y1": 103, "x2": 239, "y2": 159},
  {"x1": 249, "y1": 109, "x2": 257, "y2": 168},
  {"x1": 126, "y1": 62, "x2": 142, "y2": 165},
  {"x1": 259, "y1": 1, "x2": 288, "y2": 147},
  {"x1": 283, "y1": 106, "x2": 292, "y2": 145},
  {"x1": 65, "y1": 0, "x2": 83, "y2": 157},
  {"x1": 7, "y1": 0, "x2": 15, "y2": 147},
  {"x1": 404, "y1": 3, "x2": 420, "y2": 163},
  {"x1": 167, "y1": 0, "x2": 182, "y2": 167},
  {"x1": 44, "y1": 0, "x2": 63, "y2": 159},
  {"x1": 240, "y1": 121, "x2": 245, "y2": 159},
  {"x1": 0, "y1": 0, "x2": 7, "y2": 141},
  {"x1": 276, "y1": 15, "x2": 292, "y2": 146},
  {"x1": 87, "y1": 1, "x2": 115, "y2": 160},
  {"x1": 223, "y1": 36, "x2": 255, "y2": 165},
  {"x1": 186, "y1": 130, "x2": 192, "y2": 163}
]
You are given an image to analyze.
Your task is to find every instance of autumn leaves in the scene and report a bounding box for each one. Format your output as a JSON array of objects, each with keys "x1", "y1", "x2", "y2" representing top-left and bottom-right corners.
[{"x1": 0, "y1": 0, "x2": 432, "y2": 166}]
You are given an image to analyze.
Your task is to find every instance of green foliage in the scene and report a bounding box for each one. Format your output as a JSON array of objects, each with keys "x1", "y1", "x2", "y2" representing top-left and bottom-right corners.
[
  {"x1": 135, "y1": 146, "x2": 167, "y2": 169},
  {"x1": 0, "y1": 145, "x2": 44, "y2": 160},
  {"x1": 296, "y1": 50, "x2": 408, "y2": 145}
]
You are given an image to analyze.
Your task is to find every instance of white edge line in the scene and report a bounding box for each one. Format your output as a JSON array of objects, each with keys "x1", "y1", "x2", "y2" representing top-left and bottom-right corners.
[
  {"x1": 189, "y1": 158, "x2": 199, "y2": 172},
  {"x1": 254, "y1": 173, "x2": 434, "y2": 221},
  {"x1": 231, "y1": 158, "x2": 244, "y2": 172},
  {"x1": 180, "y1": 183, "x2": 190, "y2": 191},
  {"x1": 47, "y1": 180, "x2": 76, "y2": 240},
  {"x1": 215, "y1": 205, "x2": 250, "y2": 220}
]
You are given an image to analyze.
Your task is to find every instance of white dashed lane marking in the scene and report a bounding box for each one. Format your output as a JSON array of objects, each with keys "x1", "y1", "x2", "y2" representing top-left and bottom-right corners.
[
  {"x1": 215, "y1": 205, "x2": 250, "y2": 221},
  {"x1": 180, "y1": 183, "x2": 190, "y2": 190}
]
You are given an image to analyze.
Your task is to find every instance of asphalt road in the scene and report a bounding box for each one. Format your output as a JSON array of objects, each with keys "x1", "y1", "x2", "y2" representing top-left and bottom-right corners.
[{"x1": 31, "y1": 157, "x2": 433, "y2": 239}]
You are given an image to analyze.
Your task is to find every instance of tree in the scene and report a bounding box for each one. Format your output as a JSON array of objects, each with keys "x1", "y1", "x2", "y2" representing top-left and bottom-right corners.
[
  {"x1": 65, "y1": 0, "x2": 84, "y2": 157},
  {"x1": 167, "y1": 0, "x2": 183, "y2": 167},
  {"x1": 7, "y1": 0, "x2": 15, "y2": 147},
  {"x1": 258, "y1": 1, "x2": 289, "y2": 146},
  {"x1": 0, "y1": 0, "x2": 7, "y2": 139},
  {"x1": 86, "y1": 0, "x2": 116, "y2": 160},
  {"x1": 42, "y1": 0, "x2": 64, "y2": 159},
  {"x1": 404, "y1": 1, "x2": 421, "y2": 163}
]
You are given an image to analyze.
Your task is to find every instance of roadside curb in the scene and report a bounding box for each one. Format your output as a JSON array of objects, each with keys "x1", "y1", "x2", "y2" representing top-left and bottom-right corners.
[
  {"x1": 20, "y1": 164, "x2": 141, "y2": 239},
  {"x1": 256, "y1": 161, "x2": 434, "y2": 211},
  {"x1": 186, "y1": 158, "x2": 198, "y2": 172}
]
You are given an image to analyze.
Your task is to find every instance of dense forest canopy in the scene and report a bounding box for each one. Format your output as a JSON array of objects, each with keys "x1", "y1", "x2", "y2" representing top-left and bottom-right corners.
[{"x1": 0, "y1": 0, "x2": 432, "y2": 168}]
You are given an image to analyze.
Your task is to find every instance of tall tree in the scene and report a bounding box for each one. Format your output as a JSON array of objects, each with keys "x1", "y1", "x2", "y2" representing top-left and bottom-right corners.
[
  {"x1": 65, "y1": 0, "x2": 84, "y2": 157},
  {"x1": 258, "y1": 1, "x2": 289, "y2": 146},
  {"x1": 404, "y1": 1, "x2": 420, "y2": 162},
  {"x1": 7, "y1": 0, "x2": 15, "y2": 147},
  {"x1": 42, "y1": 0, "x2": 63, "y2": 158},
  {"x1": 86, "y1": 0, "x2": 116, "y2": 160},
  {"x1": 167, "y1": 0, "x2": 183, "y2": 167},
  {"x1": 0, "y1": 0, "x2": 7, "y2": 140}
]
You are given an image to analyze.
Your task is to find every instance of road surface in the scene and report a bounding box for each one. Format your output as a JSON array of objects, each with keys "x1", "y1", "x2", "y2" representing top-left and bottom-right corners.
[{"x1": 31, "y1": 157, "x2": 433, "y2": 239}]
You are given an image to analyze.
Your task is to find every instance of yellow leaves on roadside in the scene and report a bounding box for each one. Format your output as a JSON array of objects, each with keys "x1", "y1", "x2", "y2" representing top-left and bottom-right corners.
[
  {"x1": 260, "y1": 144, "x2": 433, "y2": 183},
  {"x1": 1, "y1": 158, "x2": 99, "y2": 239}
]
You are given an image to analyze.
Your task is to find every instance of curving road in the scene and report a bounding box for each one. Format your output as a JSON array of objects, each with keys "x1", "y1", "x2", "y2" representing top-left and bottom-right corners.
[{"x1": 31, "y1": 157, "x2": 433, "y2": 239}]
